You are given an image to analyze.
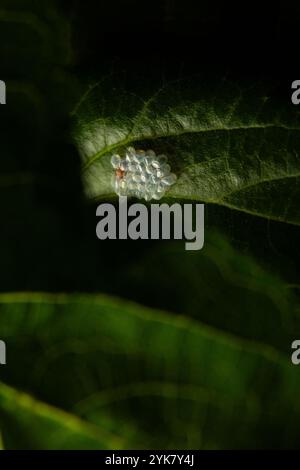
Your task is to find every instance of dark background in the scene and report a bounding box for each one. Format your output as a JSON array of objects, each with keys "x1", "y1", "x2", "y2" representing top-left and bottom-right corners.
[{"x1": 69, "y1": 0, "x2": 300, "y2": 77}]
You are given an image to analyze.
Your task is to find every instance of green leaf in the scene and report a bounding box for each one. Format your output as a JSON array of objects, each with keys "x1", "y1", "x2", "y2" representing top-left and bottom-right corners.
[
  {"x1": 0, "y1": 381, "x2": 124, "y2": 450},
  {"x1": 109, "y1": 231, "x2": 300, "y2": 354},
  {"x1": 0, "y1": 0, "x2": 78, "y2": 187},
  {"x1": 0, "y1": 0, "x2": 72, "y2": 75},
  {"x1": 73, "y1": 76, "x2": 300, "y2": 224},
  {"x1": 0, "y1": 291, "x2": 299, "y2": 449}
]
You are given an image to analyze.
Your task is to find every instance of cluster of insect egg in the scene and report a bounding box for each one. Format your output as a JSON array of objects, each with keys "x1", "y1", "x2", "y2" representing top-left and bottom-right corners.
[{"x1": 111, "y1": 146, "x2": 177, "y2": 201}]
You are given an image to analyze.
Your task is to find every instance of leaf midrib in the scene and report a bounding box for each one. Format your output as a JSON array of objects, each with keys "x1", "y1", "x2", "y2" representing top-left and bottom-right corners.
[{"x1": 82, "y1": 122, "x2": 300, "y2": 172}]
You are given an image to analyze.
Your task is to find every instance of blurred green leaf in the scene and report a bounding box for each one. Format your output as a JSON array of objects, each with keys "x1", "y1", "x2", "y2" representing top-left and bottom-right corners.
[
  {"x1": 73, "y1": 76, "x2": 300, "y2": 224},
  {"x1": 0, "y1": 381, "x2": 124, "y2": 450},
  {"x1": 0, "y1": 0, "x2": 78, "y2": 175},
  {"x1": 0, "y1": 289, "x2": 299, "y2": 449},
  {"x1": 0, "y1": 0, "x2": 72, "y2": 76},
  {"x1": 107, "y1": 231, "x2": 300, "y2": 354}
]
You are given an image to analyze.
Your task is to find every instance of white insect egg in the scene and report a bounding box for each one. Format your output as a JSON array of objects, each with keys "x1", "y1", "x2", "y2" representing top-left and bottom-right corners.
[
  {"x1": 151, "y1": 160, "x2": 160, "y2": 169},
  {"x1": 111, "y1": 154, "x2": 121, "y2": 169},
  {"x1": 162, "y1": 174, "x2": 177, "y2": 185},
  {"x1": 110, "y1": 146, "x2": 177, "y2": 201}
]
